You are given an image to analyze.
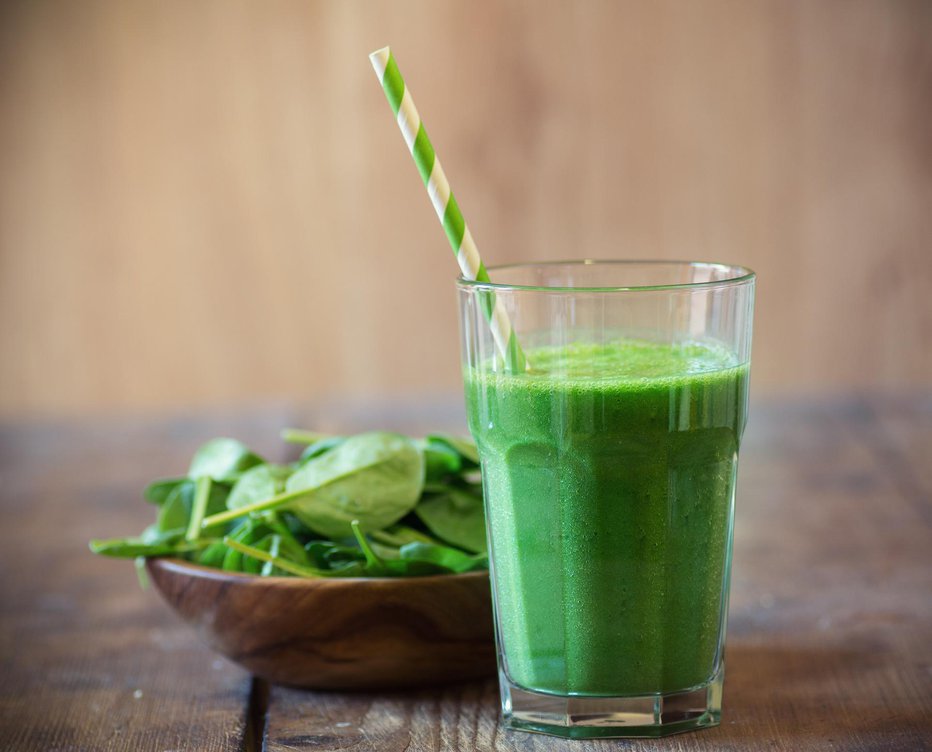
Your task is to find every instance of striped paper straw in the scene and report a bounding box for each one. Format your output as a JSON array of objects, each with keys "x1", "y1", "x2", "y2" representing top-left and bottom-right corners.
[{"x1": 369, "y1": 46, "x2": 528, "y2": 372}]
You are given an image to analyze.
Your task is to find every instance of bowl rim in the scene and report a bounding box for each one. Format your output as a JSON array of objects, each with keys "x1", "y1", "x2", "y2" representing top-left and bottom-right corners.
[{"x1": 146, "y1": 557, "x2": 491, "y2": 587}]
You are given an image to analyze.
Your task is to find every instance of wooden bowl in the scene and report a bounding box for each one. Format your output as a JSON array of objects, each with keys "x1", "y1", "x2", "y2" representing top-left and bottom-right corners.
[{"x1": 146, "y1": 558, "x2": 496, "y2": 689}]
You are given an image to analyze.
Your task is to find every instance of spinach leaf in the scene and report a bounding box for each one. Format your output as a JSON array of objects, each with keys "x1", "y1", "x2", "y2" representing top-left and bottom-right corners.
[
  {"x1": 368, "y1": 540, "x2": 403, "y2": 560},
  {"x1": 263, "y1": 515, "x2": 313, "y2": 565},
  {"x1": 221, "y1": 517, "x2": 270, "y2": 571},
  {"x1": 299, "y1": 437, "x2": 345, "y2": 463},
  {"x1": 227, "y1": 464, "x2": 292, "y2": 509},
  {"x1": 140, "y1": 523, "x2": 182, "y2": 545},
  {"x1": 157, "y1": 480, "x2": 231, "y2": 539},
  {"x1": 414, "y1": 487, "x2": 487, "y2": 554},
  {"x1": 143, "y1": 477, "x2": 187, "y2": 505},
  {"x1": 426, "y1": 434, "x2": 479, "y2": 467},
  {"x1": 305, "y1": 540, "x2": 364, "y2": 570},
  {"x1": 197, "y1": 539, "x2": 230, "y2": 568},
  {"x1": 89, "y1": 537, "x2": 213, "y2": 558},
  {"x1": 420, "y1": 438, "x2": 462, "y2": 481},
  {"x1": 221, "y1": 543, "x2": 245, "y2": 572},
  {"x1": 225, "y1": 517, "x2": 272, "y2": 546},
  {"x1": 279, "y1": 512, "x2": 316, "y2": 544},
  {"x1": 282, "y1": 432, "x2": 424, "y2": 538},
  {"x1": 156, "y1": 482, "x2": 194, "y2": 535},
  {"x1": 188, "y1": 438, "x2": 264, "y2": 481},
  {"x1": 370, "y1": 524, "x2": 439, "y2": 548},
  {"x1": 386, "y1": 559, "x2": 452, "y2": 576},
  {"x1": 399, "y1": 542, "x2": 487, "y2": 573}
]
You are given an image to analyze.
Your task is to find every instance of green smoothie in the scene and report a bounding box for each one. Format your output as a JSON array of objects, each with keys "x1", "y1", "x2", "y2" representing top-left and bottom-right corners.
[{"x1": 465, "y1": 338, "x2": 749, "y2": 697}]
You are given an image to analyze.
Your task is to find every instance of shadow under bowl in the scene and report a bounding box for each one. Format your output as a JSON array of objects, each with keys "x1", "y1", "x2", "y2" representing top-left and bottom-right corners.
[{"x1": 146, "y1": 558, "x2": 496, "y2": 690}]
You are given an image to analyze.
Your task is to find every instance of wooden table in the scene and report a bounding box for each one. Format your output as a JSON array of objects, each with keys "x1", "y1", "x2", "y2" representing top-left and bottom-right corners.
[{"x1": 1, "y1": 396, "x2": 929, "y2": 751}]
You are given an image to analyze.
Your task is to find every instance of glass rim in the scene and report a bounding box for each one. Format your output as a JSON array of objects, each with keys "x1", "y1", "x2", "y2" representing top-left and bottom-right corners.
[{"x1": 456, "y1": 259, "x2": 756, "y2": 293}]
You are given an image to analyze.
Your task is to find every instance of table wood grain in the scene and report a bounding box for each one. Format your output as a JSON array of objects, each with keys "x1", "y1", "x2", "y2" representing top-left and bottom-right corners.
[{"x1": 1, "y1": 397, "x2": 929, "y2": 751}]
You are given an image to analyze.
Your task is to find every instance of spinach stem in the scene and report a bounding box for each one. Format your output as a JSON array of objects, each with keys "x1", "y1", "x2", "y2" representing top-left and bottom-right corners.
[
  {"x1": 134, "y1": 556, "x2": 149, "y2": 589},
  {"x1": 351, "y1": 520, "x2": 384, "y2": 570},
  {"x1": 186, "y1": 476, "x2": 212, "y2": 541},
  {"x1": 261, "y1": 535, "x2": 281, "y2": 577},
  {"x1": 201, "y1": 487, "x2": 312, "y2": 529},
  {"x1": 280, "y1": 428, "x2": 331, "y2": 445},
  {"x1": 222, "y1": 537, "x2": 325, "y2": 578}
]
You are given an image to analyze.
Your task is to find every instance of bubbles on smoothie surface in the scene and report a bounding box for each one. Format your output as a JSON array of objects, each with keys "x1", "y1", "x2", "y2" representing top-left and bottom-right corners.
[{"x1": 525, "y1": 339, "x2": 740, "y2": 381}]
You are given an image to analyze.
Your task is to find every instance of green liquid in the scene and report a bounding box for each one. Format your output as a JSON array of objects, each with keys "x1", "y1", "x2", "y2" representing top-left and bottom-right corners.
[{"x1": 466, "y1": 339, "x2": 749, "y2": 696}]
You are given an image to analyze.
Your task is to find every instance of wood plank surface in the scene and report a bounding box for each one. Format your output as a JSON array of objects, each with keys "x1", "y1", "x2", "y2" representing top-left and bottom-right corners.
[{"x1": 1, "y1": 397, "x2": 929, "y2": 750}]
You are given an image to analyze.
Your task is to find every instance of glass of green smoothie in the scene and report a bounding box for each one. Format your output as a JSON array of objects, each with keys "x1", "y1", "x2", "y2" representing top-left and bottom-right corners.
[{"x1": 457, "y1": 260, "x2": 755, "y2": 738}]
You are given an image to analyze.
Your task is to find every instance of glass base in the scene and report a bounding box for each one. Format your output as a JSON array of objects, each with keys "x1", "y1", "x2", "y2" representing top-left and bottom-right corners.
[{"x1": 499, "y1": 666, "x2": 724, "y2": 739}]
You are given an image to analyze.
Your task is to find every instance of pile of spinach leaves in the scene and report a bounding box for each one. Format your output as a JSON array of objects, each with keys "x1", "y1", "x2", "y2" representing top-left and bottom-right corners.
[{"x1": 89, "y1": 431, "x2": 488, "y2": 578}]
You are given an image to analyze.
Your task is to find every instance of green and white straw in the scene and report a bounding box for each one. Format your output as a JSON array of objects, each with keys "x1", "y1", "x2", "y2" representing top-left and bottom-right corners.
[{"x1": 369, "y1": 46, "x2": 527, "y2": 372}]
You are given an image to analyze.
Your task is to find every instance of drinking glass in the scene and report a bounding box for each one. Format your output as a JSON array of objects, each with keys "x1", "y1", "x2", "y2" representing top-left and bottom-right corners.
[{"x1": 457, "y1": 260, "x2": 755, "y2": 738}]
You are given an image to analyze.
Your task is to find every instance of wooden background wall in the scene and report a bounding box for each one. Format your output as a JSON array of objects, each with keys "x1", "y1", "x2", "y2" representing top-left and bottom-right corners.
[{"x1": 1, "y1": 0, "x2": 930, "y2": 418}]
